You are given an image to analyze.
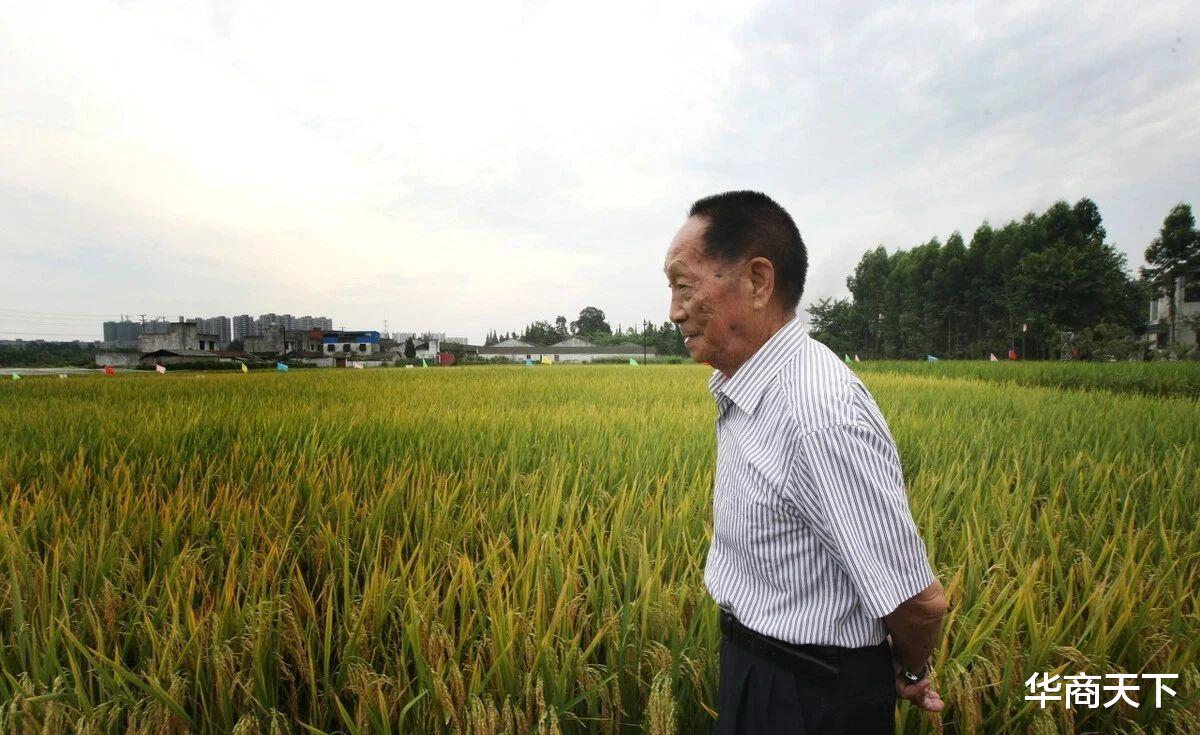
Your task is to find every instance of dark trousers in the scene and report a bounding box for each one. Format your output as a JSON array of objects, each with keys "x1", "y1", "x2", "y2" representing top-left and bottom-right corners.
[{"x1": 714, "y1": 627, "x2": 897, "y2": 734}]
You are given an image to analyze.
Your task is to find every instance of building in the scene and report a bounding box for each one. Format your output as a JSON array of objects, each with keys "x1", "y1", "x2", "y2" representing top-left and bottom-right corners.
[
  {"x1": 94, "y1": 351, "x2": 141, "y2": 368},
  {"x1": 414, "y1": 338, "x2": 441, "y2": 359},
  {"x1": 102, "y1": 318, "x2": 142, "y2": 349},
  {"x1": 477, "y1": 336, "x2": 655, "y2": 363},
  {"x1": 257, "y1": 313, "x2": 294, "y2": 332},
  {"x1": 243, "y1": 327, "x2": 325, "y2": 355},
  {"x1": 232, "y1": 314, "x2": 257, "y2": 341},
  {"x1": 137, "y1": 320, "x2": 220, "y2": 352},
  {"x1": 141, "y1": 319, "x2": 172, "y2": 335},
  {"x1": 101, "y1": 317, "x2": 185, "y2": 348},
  {"x1": 1146, "y1": 273, "x2": 1200, "y2": 349},
  {"x1": 192, "y1": 316, "x2": 231, "y2": 349},
  {"x1": 320, "y1": 330, "x2": 381, "y2": 356},
  {"x1": 295, "y1": 315, "x2": 333, "y2": 330},
  {"x1": 138, "y1": 349, "x2": 220, "y2": 366}
]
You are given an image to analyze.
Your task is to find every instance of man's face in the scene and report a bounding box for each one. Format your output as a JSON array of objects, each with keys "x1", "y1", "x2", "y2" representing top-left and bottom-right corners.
[{"x1": 663, "y1": 216, "x2": 753, "y2": 370}]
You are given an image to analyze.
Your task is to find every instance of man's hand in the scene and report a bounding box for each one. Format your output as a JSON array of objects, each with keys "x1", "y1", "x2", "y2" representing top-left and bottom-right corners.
[
  {"x1": 883, "y1": 579, "x2": 947, "y2": 713},
  {"x1": 895, "y1": 675, "x2": 945, "y2": 712}
]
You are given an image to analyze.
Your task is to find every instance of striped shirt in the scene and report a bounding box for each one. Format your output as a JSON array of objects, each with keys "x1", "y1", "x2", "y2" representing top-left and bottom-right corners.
[{"x1": 704, "y1": 313, "x2": 936, "y2": 648}]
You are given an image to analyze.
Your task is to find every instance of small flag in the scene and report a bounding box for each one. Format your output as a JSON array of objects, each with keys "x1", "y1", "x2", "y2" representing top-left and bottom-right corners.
[
  {"x1": 103, "y1": 365, "x2": 116, "y2": 376},
  {"x1": 541, "y1": 355, "x2": 553, "y2": 365},
  {"x1": 421, "y1": 358, "x2": 427, "y2": 368},
  {"x1": 629, "y1": 358, "x2": 639, "y2": 366},
  {"x1": 853, "y1": 354, "x2": 860, "y2": 363},
  {"x1": 989, "y1": 353, "x2": 998, "y2": 361},
  {"x1": 1022, "y1": 323, "x2": 1027, "y2": 333},
  {"x1": 10, "y1": 373, "x2": 19, "y2": 381},
  {"x1": 58, "y1": 374, "x2": 67, "y2": 379},
  {"x1": 404, "y1": 364, "x2": 414, "y2": 369},
  {"x1": 240, "y1": 362, "x2": 249, "y2": 373},
  {"x1": 926, "y1": 354, "x2": 939, "y2": 362},
  {"x1": 155, "y1": 364, "x2": 166, "y2": 374},
  {"x1": 352, "y1": 361, "x2": 364, "y2": 369},
  {"x1": 1008, "y1": 347, "x2": 1018, "y2": 360},
  {"x1": 276, "y1": 362, "x2": 288, "y2": 372},
  {"x1": 524, "y1": 359, "x2": 532, "y2": 367},
  {"x1": 843, "y1": 354, "x2": 851, "y2": 364}
]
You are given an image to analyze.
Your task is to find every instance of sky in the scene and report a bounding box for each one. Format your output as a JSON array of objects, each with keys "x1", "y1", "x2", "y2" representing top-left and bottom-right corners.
[{"x1": 2, "y1": 1, "x2": 1198, "y2": 343}]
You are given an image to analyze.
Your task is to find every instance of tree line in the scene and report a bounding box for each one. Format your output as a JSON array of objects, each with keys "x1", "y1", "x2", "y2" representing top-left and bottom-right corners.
[
  {"x1": 807, "y1": 199, "x2": 1199, "y2": 360},
  {"x1": 486, "y1": 306, "x2": 688, "y2": 357}
]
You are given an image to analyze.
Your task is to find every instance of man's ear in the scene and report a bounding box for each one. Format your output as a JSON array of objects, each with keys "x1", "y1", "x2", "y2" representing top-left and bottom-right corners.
[{"x1": 746, "y1": 257, "x2": 775, "y2": 309}]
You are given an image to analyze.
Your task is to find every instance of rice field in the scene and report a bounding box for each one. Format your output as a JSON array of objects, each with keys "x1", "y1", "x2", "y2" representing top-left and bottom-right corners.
[
  {"x1": 849, "y1": 359, "x2": 1200, "y2": 399},
  {"x1": 1, "y1": 364, "x2": 1198, "y2": 734}
]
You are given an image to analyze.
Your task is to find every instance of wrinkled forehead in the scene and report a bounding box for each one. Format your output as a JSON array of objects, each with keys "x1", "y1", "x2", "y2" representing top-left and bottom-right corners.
[{"x1": 663, "y1": 216, "x2": 711, "y2": 276}]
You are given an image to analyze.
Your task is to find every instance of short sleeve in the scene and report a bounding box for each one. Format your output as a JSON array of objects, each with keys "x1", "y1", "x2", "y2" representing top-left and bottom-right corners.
[{"x1": 789, "y1": 421, "x2": 936, "y2": 618}]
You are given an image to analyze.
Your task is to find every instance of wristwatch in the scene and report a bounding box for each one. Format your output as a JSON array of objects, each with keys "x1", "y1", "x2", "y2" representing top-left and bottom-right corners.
[{"x1": 897, "y1": 660, "x2": 931, "y2": 685}]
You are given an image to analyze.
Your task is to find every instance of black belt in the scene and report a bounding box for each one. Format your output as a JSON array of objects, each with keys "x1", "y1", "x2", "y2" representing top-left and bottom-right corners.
[{"x1": 720, "y1": 609, "x2": 841, "y2": 678}]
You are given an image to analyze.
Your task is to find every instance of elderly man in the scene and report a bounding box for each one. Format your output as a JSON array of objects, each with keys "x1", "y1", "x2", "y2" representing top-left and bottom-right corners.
[{"x1": 664, "y1": 191, "x2": 947, "y2": 734}]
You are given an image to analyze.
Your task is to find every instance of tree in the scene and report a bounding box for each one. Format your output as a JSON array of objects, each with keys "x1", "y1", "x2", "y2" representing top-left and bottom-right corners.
[
  {"x1": 1141, "y1": 203, "x2": 1200, "y2": 347},
  {"x1": 806, "y1": 297, "x2": 859, "y2": 358},
  {"x1": 554, "y1": 316, "x2": 569, "y2": 339},
  {"x1": 520, "y1": 320, "x2": 559, "y2": 345},
  {"x1": 816, "y1": 197, "x2": 1148, "y2": 359},
  {"x1": 403, "y1": 337, "x2": 416, "y2": 359},
  {"x1": 847, "y1": 246, "x2": 890, "y2": 357},
  {"x1": 571, "y1": 306, "x2": 611, "y2": 336},
  {"x1": 933, "y1": 232, "x2": 967, "y2": 354}
]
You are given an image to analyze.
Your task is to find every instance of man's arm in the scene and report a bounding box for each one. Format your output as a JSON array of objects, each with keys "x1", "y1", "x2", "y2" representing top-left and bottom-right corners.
[
  {"x1": 884, "y1": 579, "x2": 948, "y2": 712},
  {"x1": 789, "y1": 419, "x2": 946, "y2": 712},
  {"x1": 884, "y1": 578, "x2": 947, "y2": 673}
]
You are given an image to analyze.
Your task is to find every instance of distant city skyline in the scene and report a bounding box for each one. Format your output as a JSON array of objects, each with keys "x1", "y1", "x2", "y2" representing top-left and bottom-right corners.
[{"x1": 5, "y1": 306, "x2": 666, "y2": 344}]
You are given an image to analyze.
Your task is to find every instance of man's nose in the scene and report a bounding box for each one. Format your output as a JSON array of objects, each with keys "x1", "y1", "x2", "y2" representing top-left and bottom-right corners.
[{"x1": 668, "y1": 298, "x2": 687, "y2": 325}]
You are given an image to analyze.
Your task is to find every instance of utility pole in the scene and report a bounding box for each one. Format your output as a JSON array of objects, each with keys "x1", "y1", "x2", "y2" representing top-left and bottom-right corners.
[{"x1": 642, "y1": 320, "x2": 647, "y2": 363}]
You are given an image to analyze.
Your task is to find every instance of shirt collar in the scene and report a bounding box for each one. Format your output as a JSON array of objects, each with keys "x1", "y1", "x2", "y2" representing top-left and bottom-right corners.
[{"x1": 707, "y1": 314, "x2": 807, "y2": 417}]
